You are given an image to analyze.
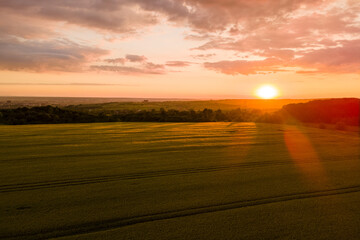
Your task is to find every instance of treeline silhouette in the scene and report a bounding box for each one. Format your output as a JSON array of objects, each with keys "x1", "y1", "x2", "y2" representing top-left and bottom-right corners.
[
  {"x1": 0, "y1": 106, "x2": 262, "y2": 125},
  {"x1": 0, "y1": 106, "x2": 100, "y2": 125},
  {"x1": 280, "y1": 98, "x2": 360, "y2": 126},
  {"x1": 0, "y1": 98, "x2": 358, "y2": 126},
  {"x1": 111, "y1": 108, "x2": 261, "y2": 122}
]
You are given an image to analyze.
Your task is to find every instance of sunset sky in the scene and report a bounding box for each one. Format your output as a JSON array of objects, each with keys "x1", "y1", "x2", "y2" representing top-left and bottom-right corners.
[{"x1": 0, "y1": 0, "x2": 359, "y2": 99}]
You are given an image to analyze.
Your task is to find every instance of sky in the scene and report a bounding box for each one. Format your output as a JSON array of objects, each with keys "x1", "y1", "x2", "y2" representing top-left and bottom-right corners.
[{"x1": 0, "y1": 0, "x2": 359, "y2": 99}]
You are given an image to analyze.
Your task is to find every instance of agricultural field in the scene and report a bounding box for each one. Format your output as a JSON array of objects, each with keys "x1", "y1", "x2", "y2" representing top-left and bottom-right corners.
[
  {"x1": 66, "y1": 99, "x2": 313, "y2": 113},
  {"x1": 0, "y1": 97, "x2": 313, "y2": 112},
  {"x1": 0, "y1": 97, "x2": 186, "y2": 109},
  {"x1": 0, "y1": 122, "x2": 359, "y2": 239}
]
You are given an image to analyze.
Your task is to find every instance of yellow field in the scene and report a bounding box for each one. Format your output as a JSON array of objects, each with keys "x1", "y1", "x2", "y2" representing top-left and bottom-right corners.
[{"x1": 0, "y1": 122, "x2": 359, "y2": 239}]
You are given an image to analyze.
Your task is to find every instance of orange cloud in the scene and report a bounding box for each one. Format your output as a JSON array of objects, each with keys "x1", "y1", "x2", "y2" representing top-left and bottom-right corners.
[
  {"x1": 204, "y1": 58, "x2": 285, "y2": 75},
  {"x1": 90, "y1": 65, "x2": 164, "y2": 75},
  {"x1": 0, "y1": 37, "x2": 108, "y2": 72},
  {"x1": 92, "y1": 54, "x2": 166, "y2": 75},
  {"x1": 1, "y1": 0, "x2": 360, "y2": 76},
  {"x1": 165, "y1": 61, "x2": 192, "y2": 67}
]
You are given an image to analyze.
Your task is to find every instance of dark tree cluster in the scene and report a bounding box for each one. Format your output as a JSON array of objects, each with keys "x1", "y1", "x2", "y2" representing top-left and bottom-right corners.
[
  {"x1": 0, "y1": 106, "x2": 100, "y2": 125},
  {"x1": 0, "y1": 98, "x2": 358, "y2": 126},
  {"x1": 0, "y1": 106, "x2": 262, "y2": 125},
  {"x1": 113, "y1": 108, "x2": 261, "y2": 122},
  {"x1": 280, "y1": 98, "x2": 360, "y2": 126}
]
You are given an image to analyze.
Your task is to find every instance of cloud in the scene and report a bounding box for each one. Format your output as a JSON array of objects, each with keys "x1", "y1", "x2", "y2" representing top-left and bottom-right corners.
[
  {"x1": 197, "y1": 1, "x2": 360, "y2": 75},
  {"x1": 0, "y1": 0, "x2": 328, "y2": 34},
  {"x1": 181, "y1": 0, "x2": 327, "y2": 32},
  {"x1": 204, "y1": 58, "x2": 285, "y2": 75},
  {"x1": 91, "y1": 65, "x2": 164, "y2": 75},
  {"x1": 104, "y1": 58, "x2": 126, "y2": 64},
  {"x1": 93, "y1": 57, "x2": 193, "y2": 74},
  {"x1": 191, "y1": 54, "x2": 216, "y2": 60},
  {"x1": 295, "y1": 39, "x2": 360, "y2": 74},
  {"x1": 93, "y1": 54, "x2": 165, "y2": 75},
  {"x1": 1, "y1": 0, "x2": 360, "y2": 75},
  {"x1": 196, "y1": 5, "x2": 360, "y2": 53},
  {"x1": 0, "y1": 37, "x2": 108, "y2": 72},
  {"x1": 0, "y1": 0, "x2": 158, "y2": 34},
  {"x1": 165, "y1": 61, "x2": 192, "y2": 67},
  {"x1": 104, "y1": 55, "x2": 147, "y2": 64},
  {"x1": 0, "y1": 82, "x2": 131, "y2": 86},
  {"x1": 145, "y1": 62, "x2": 165, "y2": 70},
  {"x1": 204, "y1": 39, "x2": 360, "y2": 75},
  {"x1": 125, "y1": 54, "x2": 147, "y2": 62},
  {"x1": 0, "y1": 13, "x2": 55, "y2": 39}
]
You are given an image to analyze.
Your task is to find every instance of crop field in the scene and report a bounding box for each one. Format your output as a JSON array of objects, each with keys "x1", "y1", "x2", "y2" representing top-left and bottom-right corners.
[
  {"x1": 0, "y1": 122, "x2": 359, "y2": 239},
  {"x1": 66, "y1": 99, "x2": 313, "y2": 112}
]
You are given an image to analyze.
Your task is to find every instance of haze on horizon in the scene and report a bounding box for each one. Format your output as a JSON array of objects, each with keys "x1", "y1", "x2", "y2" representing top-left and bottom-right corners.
[{"x1": 0, "y1": 0, "x2": 359, "y2": 99}]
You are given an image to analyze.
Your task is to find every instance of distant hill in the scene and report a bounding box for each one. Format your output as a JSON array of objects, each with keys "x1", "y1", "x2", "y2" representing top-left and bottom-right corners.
[
  {"x1": 65, "y1": 99, "x2": 314, "y2": 113},
  {"x1": 0, "y1": 96, "x2": 193, "y2": 109},
  {"x1": 280, "y1": 98, "x2": 360, "y2": 126},
  {"x1": 0, "y1": 96, "x2": 313, "y2": 112}
]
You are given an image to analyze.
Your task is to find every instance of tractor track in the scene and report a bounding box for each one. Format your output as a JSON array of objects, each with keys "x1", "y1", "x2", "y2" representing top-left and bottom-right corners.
[
  {"x1": 0, "y1": 160, "x2": 288, "y2": 193},
  {"x1": 2, "y1": 184, "x2": 360, "y2": 240},
  {"x1": 0, "y1": 141, "x2": 275, "y2": 163},
  {"x1": 1, "y1": 157, "x2": 357, "y2": 193},
  {"x1": 0, "y1": 158, "x2": 353, "y2": 193}
]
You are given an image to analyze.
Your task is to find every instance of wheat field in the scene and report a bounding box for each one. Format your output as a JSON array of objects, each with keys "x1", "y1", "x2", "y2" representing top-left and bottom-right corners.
[{"x1": 0, "y1": 122, "x2": 359, "y2": 239}]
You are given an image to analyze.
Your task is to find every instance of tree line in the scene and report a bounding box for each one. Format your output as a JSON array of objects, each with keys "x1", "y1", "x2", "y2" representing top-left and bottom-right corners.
[
  {"x1": 0, "y1": 98, "x2": 358, "y2": 126},
  {"x1": 0, "y1": 106, "x2": 262, "y2": 125}
]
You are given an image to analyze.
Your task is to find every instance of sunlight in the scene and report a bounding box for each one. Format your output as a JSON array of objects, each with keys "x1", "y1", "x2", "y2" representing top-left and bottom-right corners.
[
  {"x1": 255, "y1": 85, "x2": 279, "y2": 99},
  {"x1": 283, "y1": 125, "x2": 328, "y2": 187}
]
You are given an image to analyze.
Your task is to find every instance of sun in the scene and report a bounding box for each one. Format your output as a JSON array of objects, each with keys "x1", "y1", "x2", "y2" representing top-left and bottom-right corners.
[{"x1": 255, "y1": 85, "x2": 279, "y2": 99}]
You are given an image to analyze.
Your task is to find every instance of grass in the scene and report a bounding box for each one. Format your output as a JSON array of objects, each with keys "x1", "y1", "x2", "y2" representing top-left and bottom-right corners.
[{"x1": 0, "y1": 122, "x2": 359, "y2": 239}]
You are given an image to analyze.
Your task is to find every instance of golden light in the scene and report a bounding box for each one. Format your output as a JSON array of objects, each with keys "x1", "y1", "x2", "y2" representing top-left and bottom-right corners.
[{"x1": 255, "y1": 85, "x2": 279, "y2": 99}]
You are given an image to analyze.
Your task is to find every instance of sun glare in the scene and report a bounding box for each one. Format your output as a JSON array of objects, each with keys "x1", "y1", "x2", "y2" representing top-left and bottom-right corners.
[{"x1": 255, "y1": 85, "x2": 279, "y2": 99}]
